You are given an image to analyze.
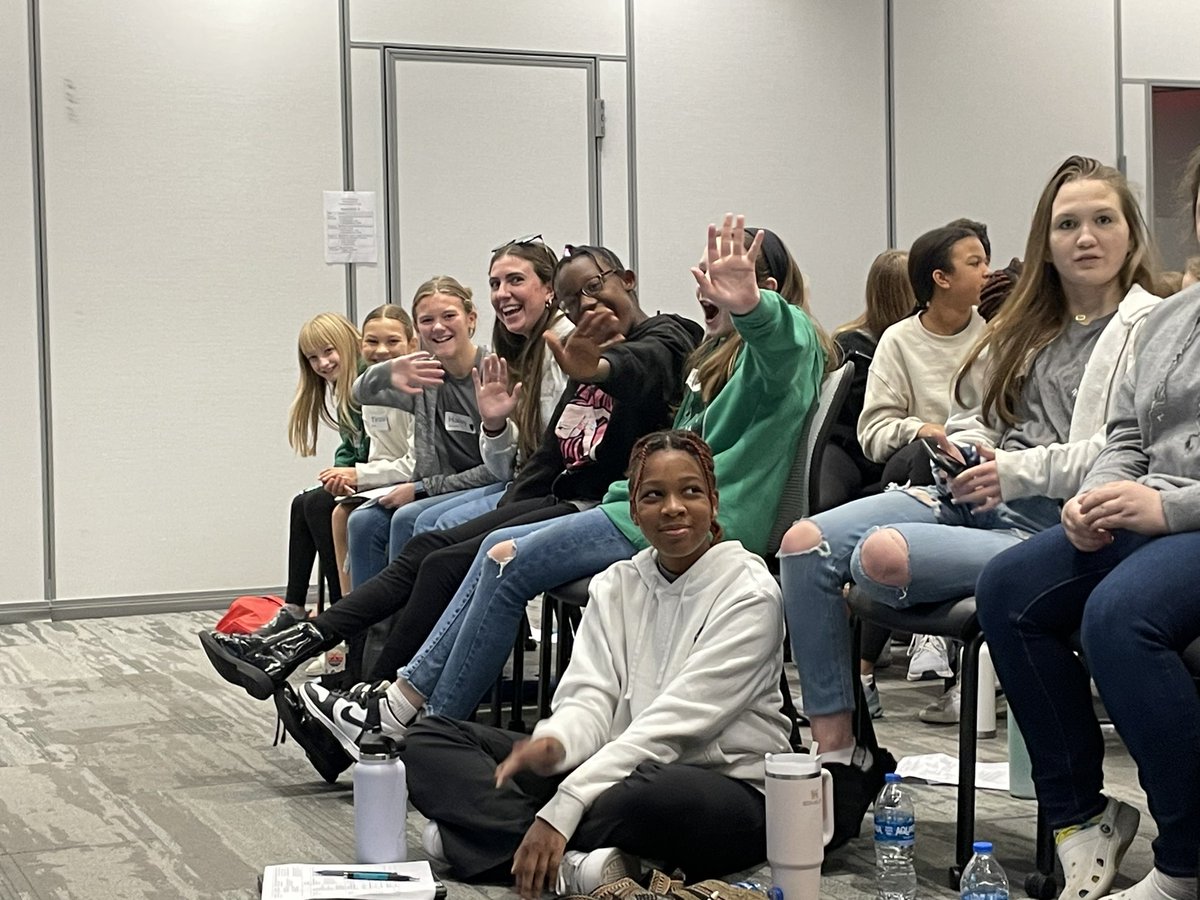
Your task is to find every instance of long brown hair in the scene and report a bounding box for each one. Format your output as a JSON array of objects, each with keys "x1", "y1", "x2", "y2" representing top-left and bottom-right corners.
[
  {"x1": 686, "y1": 228, "x2": 835, "y2": 404},
  {"x1": 956, "y1": 155, "x2": 1159, "y2": 428},
  {"x1": 834, "y1": 249, "x2": 916, "y2": 341},
  {"x1": 488, "y1": 241, "x2": 565, "y2": 462}
]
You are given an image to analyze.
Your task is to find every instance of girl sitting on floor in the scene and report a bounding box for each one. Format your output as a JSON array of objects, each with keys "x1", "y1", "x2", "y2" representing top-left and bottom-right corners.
[{"x1": 401, "y1": 431, "x2": 792, "y2": 898}]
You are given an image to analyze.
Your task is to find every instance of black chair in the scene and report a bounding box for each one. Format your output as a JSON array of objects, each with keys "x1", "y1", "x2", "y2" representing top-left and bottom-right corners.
[{"x1": 537, "y1": 362, "x2": 858, "y2": 718}]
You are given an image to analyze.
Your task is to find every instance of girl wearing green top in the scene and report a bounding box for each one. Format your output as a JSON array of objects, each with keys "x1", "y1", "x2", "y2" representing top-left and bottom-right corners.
[{"x1": 367, "y1": 215, "x2": 832, "y2": 724}]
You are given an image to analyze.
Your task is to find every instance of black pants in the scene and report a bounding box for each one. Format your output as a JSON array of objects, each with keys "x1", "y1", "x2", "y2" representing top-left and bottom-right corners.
[
  {"x1": 402, "y1": 716, "x2": 768, "y2": 882},
  {"x1": 316, "y1": 497, "x2": 574, "y2": 681},
  {"x1": 286, "y1": 488, "x2": 342, "y2": 608},
  {"x1": 879, "y1": 438, "x2": 937, "y2": 488}
]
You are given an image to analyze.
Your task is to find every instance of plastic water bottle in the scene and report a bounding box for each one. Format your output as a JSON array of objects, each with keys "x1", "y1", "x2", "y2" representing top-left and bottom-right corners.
[
  {"x1": 874, "y1": 772, "x2": 917, "y2": 900},
  {"x1": 960, "y1": 841, "x2": 1009, "y2": 900},
  {"x1": 353, "y1": 733, "x2": 408, "y2": 863}
]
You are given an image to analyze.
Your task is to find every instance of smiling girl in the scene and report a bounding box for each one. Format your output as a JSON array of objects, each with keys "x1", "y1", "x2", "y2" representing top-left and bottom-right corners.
[{"x1": 399, "y1": 431, "x2": 792, "y2": 897}]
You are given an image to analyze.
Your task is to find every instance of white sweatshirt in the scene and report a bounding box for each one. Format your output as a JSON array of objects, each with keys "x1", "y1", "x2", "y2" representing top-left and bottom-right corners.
[
  {"x1": 531, "y1": 541, "x2": 793, "y2": 840},
  {"x1": 857, "y1": 309, "x2": 987, "y2": 462},
  {"x1": 947, "y1": 284, "x2": 1159, "y2": 501},
  {"x1": 354, "y1": 405, "x2": 416, "y2": 490}
]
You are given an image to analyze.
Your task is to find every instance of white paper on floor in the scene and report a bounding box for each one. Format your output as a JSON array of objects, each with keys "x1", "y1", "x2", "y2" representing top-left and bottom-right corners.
[{"x1": 895, "y1": 753, "x2": 1010, "y2": 791}]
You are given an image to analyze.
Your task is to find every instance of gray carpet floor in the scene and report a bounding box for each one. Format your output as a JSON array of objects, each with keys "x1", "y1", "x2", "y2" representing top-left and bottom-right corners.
[{"x1": 0, "y1": 611, "x2": 1155, "y2": 899}]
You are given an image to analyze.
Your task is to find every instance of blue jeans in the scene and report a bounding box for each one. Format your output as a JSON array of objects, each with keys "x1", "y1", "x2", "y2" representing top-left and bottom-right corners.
[
  {"x1": 780, "y1": 485, "x2": 1059, "y2": 717},
  {"x1": 977, "y1": 525, "x2": 1200, "y2": 877},
  {"x1": 347, "y1": 485, "x2": 501, "y2": 589},
  {"x1": 401, "y1": 508, "x2": 636, "y2": 717},
  {"x1": 420, "y1": 484, "x2": 506, "y2": 534}
]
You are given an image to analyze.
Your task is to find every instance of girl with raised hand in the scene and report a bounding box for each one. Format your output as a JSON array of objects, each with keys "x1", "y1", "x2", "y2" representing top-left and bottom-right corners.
[
  {"x1": 198, "y1": 244, "x2": 700, "y2": 717},
  {"x1": 778, "y1": 155, "x2": 1161, "y2": 852},
  {"x1": 259, "y1": 312, "x2": 368, "y2": 636},
  {"x1": 290, "y1": 216, "x2": 829, "y2": 771},
  {"x1": 346, "y1": 243, "x2": 571, "y2": 587},
  {"x1": 341, "y1": 276, "x2": 498, "y2": 589},
  {"x1": 401, "y1": 431, "x2": 792, "y2": 898},
  {"x1": 976, "y1": 147, "x2": 1200, "y2": 900}
]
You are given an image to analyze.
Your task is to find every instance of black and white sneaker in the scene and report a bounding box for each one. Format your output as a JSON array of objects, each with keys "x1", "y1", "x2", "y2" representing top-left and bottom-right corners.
[
  {"x1": 301, "y1": 680, "x2": 402, "y2": 760},
  {"x1": 273, "y1": 684, "x2": 353, "y2": 784}
]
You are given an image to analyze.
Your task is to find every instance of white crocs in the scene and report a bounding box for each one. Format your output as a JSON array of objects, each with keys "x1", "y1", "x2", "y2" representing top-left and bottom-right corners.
[
  {"x1": 1106, "y1": 869, "x2": 1198, "y2": 900},
  {"x1": 1057, "y1": 797, "x2": 1141, "y2": 900}
]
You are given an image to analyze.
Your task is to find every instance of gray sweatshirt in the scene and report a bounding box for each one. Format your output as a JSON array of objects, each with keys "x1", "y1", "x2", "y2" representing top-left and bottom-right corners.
[
  {"x1": 1081, "y1": 283, "x2": 1200, "y2": 532},
  {"x1": 353, "y1": 347, "x2": 497, "y2": 496}
]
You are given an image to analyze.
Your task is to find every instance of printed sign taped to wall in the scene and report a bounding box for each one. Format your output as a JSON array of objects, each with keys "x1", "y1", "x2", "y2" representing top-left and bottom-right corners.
[{"x1": 323, "y1": 191, "x2": 377, "y2": 264}]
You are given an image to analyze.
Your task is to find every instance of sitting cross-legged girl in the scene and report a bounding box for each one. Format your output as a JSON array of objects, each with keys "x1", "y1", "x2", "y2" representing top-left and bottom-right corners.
[{"x1": 401, "y1": 431, "x2": 793, "y2": 899}]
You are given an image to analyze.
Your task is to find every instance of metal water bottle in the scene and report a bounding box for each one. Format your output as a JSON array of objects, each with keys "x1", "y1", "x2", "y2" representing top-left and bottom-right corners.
[{"x1": 354, "y1": 734, "x2": 408, "y2": 863}]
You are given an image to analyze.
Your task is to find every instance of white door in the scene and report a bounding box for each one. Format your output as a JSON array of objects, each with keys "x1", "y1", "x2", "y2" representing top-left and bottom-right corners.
[{"x1": 386, "y1": 51, "x2": 598, "y2": 335}]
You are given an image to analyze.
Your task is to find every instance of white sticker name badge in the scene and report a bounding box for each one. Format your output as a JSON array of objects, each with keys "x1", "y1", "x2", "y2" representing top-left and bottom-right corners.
[
  {"x1": 445, "y1": 411, "x2": 476, "y2": 434},
  {"x1": 366, "y1": 411, "x2": 391, "y2": 432}
]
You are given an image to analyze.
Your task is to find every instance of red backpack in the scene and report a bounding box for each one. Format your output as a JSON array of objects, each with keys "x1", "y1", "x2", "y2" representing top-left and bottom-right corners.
[{"x1": 214, "y1": 595, "x2": 284, "y2": 634}]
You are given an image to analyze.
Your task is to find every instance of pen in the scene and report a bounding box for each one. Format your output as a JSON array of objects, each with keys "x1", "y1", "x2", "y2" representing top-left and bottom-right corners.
[{"x1": 315, "y1": 870, "x2": 417, "y2": 881}]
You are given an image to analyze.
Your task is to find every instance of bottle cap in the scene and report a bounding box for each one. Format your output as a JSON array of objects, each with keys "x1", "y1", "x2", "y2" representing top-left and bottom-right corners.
[
  {"x1": 884, "y1": 773, "x2": 901, "y2": 783},
  {"x1": 358, "y1": 732, "x2": 403, "y2": 759},
  {"x1": 973, "y1": 841, "x2": 993, "y2": 853}
]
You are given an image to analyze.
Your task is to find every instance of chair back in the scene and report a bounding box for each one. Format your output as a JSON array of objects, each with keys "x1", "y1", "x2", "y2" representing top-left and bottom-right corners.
[{"x1": 765, "y1": 361, "x2": 855, "y2": 554}]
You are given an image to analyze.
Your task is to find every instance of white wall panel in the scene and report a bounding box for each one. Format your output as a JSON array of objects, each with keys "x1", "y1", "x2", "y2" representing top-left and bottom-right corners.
[
  {"x1": 350, "y1": 0, "x2": 625, "y2": 57},
  {"x1": 39, "y1": 1, "x2": 346, "y2": 601},
  {"x1": 893, "y1": 1, "x2": 1118, "y2": 266},
  {"x1": 1122, "y1": 0, "x2": 1200, "y2": 82},
  {"x1": 598, "y1": 60, "x2": 631, "y2": 267},
  {"x1": 351, "y1": 46, "x2": 388, "y2": 316},
  {"x1": 0, "y1": 0, "x2": 46, "y2": 607},
  {"x1": 632, "y1": 0, "x2": 887, "y2": 332}
]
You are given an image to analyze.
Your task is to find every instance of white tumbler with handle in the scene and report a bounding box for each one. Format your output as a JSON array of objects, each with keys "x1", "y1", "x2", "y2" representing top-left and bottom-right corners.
[{"x1": 765, "y1": 752, "x2": 835, "y2": 900}]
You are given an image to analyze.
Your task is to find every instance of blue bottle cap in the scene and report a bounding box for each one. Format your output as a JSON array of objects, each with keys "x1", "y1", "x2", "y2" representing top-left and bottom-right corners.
[
  {"x1": 973, "y1": 841, "x2": 993, "y2": 853},
  {"x1": 884, "y1": 773, "x2": 901, "y2": 783}
]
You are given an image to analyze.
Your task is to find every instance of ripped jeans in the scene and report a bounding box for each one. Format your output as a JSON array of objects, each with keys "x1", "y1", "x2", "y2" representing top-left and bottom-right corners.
[
  {"x1": 400, "y1": 507, "x2": 636, "y2": 718},
  {"x1": 780, "y1": 485, "x2": 1060, "y2": 717}
]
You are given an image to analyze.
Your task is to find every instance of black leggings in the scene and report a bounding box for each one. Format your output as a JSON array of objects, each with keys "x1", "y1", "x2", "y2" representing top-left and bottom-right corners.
[
  {"x1": 402, "y1": 716, "x2": 768, "y2": 882},
  {"x1": 315, "y1": 496, "x2": 574, "y2": 681},
  {"x1": 285, "y1": 488, "x2": 342, "y2": 608}
]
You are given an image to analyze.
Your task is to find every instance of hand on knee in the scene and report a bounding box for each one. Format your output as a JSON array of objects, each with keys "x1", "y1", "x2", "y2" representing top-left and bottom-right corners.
[{"x1": 859, "y1": 529, "x2": 910, "y2": 588}]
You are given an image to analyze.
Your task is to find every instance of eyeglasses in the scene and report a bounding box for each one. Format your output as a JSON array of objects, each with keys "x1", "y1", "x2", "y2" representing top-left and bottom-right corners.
[
  {"x1": 491, "y1": 233, "x2": 543, "y2": 253},
  {"x1": 560, "y1": 268, "x2": 615, "y2": 317}
]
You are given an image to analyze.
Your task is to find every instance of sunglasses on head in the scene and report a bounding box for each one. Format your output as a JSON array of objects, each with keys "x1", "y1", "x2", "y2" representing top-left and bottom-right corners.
[{"x1": 491, "y1": 233, "x2": 544, "y2": 253}]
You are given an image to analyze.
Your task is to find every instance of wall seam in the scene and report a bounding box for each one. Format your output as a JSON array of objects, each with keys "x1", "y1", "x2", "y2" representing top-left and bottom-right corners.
[
  {"x1": 885, "y1": 0, "x2": 896, "y2": 248},
  {"x1": 624, "y1": 0, "x2": 638, "y2": 271},
  {"x1": 339, "y1": 0, "x2": 357, "y2": 321},
  {"x1": 28, "y1": 0, "x2": 54, "y2": 607}
]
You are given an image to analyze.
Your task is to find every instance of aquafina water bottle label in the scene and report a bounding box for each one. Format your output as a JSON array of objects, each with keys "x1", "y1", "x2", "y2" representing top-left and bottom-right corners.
[{"x1": 874, "y1": 816, "x2": 915, "y2": 846}]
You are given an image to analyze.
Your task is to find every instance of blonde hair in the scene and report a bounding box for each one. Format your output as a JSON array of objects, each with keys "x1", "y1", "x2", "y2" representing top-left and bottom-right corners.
[
  {"x1": 956, "y1": 155, "x2": 1159, "y2": 428},
  {"x1": 288, "y1": 312, "x2": 362, "y2": 457},
  {"x1": 687, "y1": 229, "x2": 835, "y2": 403},
  {"x1": 834, "y1": 249, "x2": 916, "y2": 341}
]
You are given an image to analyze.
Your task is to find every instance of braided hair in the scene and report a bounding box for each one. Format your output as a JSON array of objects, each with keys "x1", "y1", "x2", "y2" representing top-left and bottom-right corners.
[{"x1": 626, "y1": 429, "x2": 724, "y2": 542}]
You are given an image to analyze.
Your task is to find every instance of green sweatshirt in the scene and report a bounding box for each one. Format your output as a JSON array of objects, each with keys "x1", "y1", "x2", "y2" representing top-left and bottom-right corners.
[
  {"x1": 600, "y1": 289, "x2": 824, "y2": 554},
  {"x1": 332, "y1": 406, "x2": 369, "y2": 466}
]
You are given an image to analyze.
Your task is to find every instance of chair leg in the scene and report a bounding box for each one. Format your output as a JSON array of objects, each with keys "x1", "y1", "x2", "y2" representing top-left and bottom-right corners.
[
  {"x1": 950, "y1": 633, "x2": 984, "y2": 887},
  {"x1": 508, "y1": 625, "x2": 526, "y2": 733},
  {"x1": 538, "y1": 596, "x2": 555, "y2": 720},
  {"x1": 1023, "y1": 801, "x2": 1059, "y2": 899}
]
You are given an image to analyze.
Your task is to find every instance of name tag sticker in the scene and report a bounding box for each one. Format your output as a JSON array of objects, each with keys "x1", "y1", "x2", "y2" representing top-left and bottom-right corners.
[
  {"x1": 366, "y1": 412, "x2": 391, "y2": 431},
  {"x1": 445, "y1": 411, "x2": 476, "y2": 434}
]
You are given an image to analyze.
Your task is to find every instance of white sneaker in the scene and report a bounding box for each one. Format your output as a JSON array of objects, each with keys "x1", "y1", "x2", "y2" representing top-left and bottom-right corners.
[
  {"x1": 918, "y1": 682, "x2": 1007, "y2": 724},
  {"x1": 907, "y1": 634, "x2": 954, "y2": 681},
  {"x1": 556, "y1": 848, "x2": 640, "y2": 896},
  {"x1": 303, "y1": 642, "x2": 347, "y2": 678},
  {"x1": 422, "y1": 821, "x2": 448, "y2": 867},
  {"x1": 1056, "y1": 797, "x2": 1141, "y2": 900}
]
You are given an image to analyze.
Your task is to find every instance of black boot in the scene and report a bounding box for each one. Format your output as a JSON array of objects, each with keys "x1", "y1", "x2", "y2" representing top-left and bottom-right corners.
[
  {"x1": 198, "y1": 622, "x2": 333, "y2": 700},
  {"x1": 254, "y1": 604, "x2": 307, "y2": 638},
  {"x1": 273, "y1": 684, "x2": 353, "y2": 784}
]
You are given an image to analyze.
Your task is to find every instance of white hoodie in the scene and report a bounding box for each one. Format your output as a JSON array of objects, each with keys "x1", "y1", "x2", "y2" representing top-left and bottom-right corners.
[{"x1": 531, "y1": 540, "x2": 792, "y2": 840}]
